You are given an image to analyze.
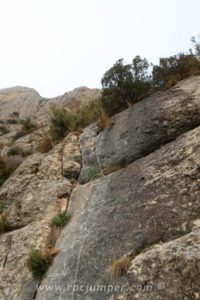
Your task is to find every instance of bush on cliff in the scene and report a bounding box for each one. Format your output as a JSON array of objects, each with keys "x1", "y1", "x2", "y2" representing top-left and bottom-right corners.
[
  {"x1": 100, "y1": 38, "x2": 200, "y2": 116},
  {"x1": 27, "y1": 250, "x2": 50, "y2": 279},
  {"x1": 48, "y1": 99, "x2": 103, "y2": 141},
  {"x1": 49, "y1": 104, "x2": 76, "y2": 141},
  {"x1": 101, "y1": 57, "x2": 152, "y2": 116},
  {"x1": 152, "y1": 53, "x2": 200, "y2": 89}
]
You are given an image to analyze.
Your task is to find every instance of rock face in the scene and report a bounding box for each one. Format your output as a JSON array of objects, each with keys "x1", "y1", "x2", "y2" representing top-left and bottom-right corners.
[
  {"x1": 0, "y1": 135, "x2": 81, "y2": 300},
  {"x1": 115, "y1": 222, "x2": 200, "y2": 300},
  {"x1": 50, "y1": 86, "x2": 101, "y2": 112},
  {"x1": 79, "y1": 76, "x2": 200, "y2": 182},
  {"x1": 0, "y1": 86, "x2": 41, "y2": 122},
  {"x1": 0, "y1": 86, "x2": 100, "y2": 159},
  {"x1": 1, "y1": 76, "x2": 200, "y2": 300},
  {"x1": 35, "y1": 125, "x2": 200, "y2": 300}
]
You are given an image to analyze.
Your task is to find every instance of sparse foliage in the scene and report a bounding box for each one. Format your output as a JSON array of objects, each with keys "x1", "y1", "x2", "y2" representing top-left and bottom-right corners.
[
  {"x1": 152, "y1": 53, "x2": 200, "y2": 89},
  {"x1": 101, "y1": 57, "x2": 152, "y2": 116},
  {"x1": 51, "y1": 212, "x2": 71, "y2": 227},
  {"x1": 101, "y1": 59, "x2": 136, "y2": 116},
  {"x1": 27, "y1": 250, "x2": 50, "y2": 279},
  {"x1": 49, "y1": 104, "x2": 76, "y2": 141}
]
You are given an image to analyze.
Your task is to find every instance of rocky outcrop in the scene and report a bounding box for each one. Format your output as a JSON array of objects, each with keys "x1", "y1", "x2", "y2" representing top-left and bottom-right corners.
[
  {"x1": 0, "y1": 86, "x2": 41, "y2": 123},
  {"x1": 36, "y1": 124, "x2": 200, "y2": 300},
  {"x1": 1, "y1": 77, "x2": 200, "y2": 300},
  {"x1": 115, "y1": 220, "x2": 200, "y2": 300},
  {"x1": 79, "y1": 76, "x2": 200, "y2": 182},
  {"x1": 50, "y1": 87, "x2": 101, "y2": 112},
  {"x1": 0, "y1": 86, "x2": 100, "y2": 159},
  {"x1": 0, "y1": 134, "x2": 81, "y2": 300}
]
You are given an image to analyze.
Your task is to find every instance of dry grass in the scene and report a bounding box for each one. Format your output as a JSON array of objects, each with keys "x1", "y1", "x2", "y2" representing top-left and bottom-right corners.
[
  {"x1": 36, "y1": 134, "x2": 52, "y2": 153},
  {"x1": 106, "y1": 256, "x2": 131, "y2": 281},
  {"x1": 33, "y1": 126, "x2": 53, "y2": 153},
  {"x1": 102, "y1": 164, "x2": 123, "y2": 175},
  {"x1": 45, "y1": 247, "x2": 60, "y2": 263},
  {"x1": 96, "y1": 112, "x2": 113, "y2": 134},
  {"x1": 46, "y1": 225, "x2": 61, "y2": 248}
]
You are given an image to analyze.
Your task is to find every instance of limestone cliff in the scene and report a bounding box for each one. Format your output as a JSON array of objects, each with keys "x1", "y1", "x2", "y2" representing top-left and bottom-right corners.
[{"x1": 0, "y1": 77, "x2": 200, "y2": 300}]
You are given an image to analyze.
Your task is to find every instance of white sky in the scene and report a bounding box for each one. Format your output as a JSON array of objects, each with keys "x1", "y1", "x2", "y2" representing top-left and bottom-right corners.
[{"x1": 0, "y1": 0, "x2": 200, "y2": 97}]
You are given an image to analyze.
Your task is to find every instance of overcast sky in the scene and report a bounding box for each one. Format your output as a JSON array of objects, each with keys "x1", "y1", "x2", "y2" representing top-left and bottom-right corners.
[{"x1": 0, "y1": 0, "x2": 200, "y2": 97}]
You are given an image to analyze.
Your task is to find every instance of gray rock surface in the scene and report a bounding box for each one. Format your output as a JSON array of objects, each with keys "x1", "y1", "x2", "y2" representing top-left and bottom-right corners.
[
  {"x1": 114, "y1": 221, "x2": 200, "y2": 300},
  {"x1": 79, "y1": 76, "x2": 200, "y2": 182},
  {"x1": 0, "y1": 134, "x2": 81, "y2": 300},
  {"x1": 36, "y1": 124, "x2": 200, "y2": 300},
  {"x1": 1, "y1": 77, "x2": 200, "y2": 300},
  {"x1": 0, "y1": 85, "x2": 100, "y2": 160}
]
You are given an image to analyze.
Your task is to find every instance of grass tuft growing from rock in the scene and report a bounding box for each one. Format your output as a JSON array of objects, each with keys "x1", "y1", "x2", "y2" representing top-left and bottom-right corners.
[
  {"x1": 106, "y1": 256, "x2": 131, "y2": 281},
  {"x1": 27, "y1": 250, "x2": 50, "y2": 279},
  {"x1": 51, "y1": 212, "x2": 71, "y2": 227}
]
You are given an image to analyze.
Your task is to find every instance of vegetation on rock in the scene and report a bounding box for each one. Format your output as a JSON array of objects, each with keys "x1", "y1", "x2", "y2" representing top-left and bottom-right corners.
[
  {"x1": 106, "y1": 256, "x2": 131, "y2": 280},
  {"x1": 27, "y1": 250, "x2": 50, "y2": 279},
  {"x1": 101, "y1": 37, "x2": 200, "y2": 116},
  {"x1": 51, "y1": 212, "x2": 71, "y2": 227},
  {"x1": 49, "y1": 104, "x2": 76, "y2": 141}
]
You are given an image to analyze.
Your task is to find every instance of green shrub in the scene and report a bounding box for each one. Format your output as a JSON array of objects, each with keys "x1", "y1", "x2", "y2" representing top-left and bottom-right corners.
[
  {"x1": 101, "y1": 57, "x2": 151, "y2": 116},
  {"x1": 152, "y1": 53, "x2": 200, "y2": 90},
  {"x1": 74, "y1": 98, "x2": 103, "y2": 129},
  {"x1": 27, "y1": 250, "x2": 50, "y2": 279},
  {"x1": 51, "y1": 212, "x2": 71, "y2": 227},
  {"x1": 52, "y1": 212, "x2": 71, "y2": 227},
  {"x1": 49, "y1": 104, "x2": 76, "y2": 142},
  {"x1": 49, "y1": 100, "x2": 103, "y2": 141},
  {"x1": 100, "y1": 38, "x2": 200, "y2": 117}
]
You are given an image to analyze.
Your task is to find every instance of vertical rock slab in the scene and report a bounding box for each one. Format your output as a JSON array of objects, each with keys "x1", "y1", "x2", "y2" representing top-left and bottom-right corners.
[
  {"x1": 36, "y1": 126, "x2": 200, "y2": 300},
  {"x1": 79, "y1": 77, "x2": 200, "y2": 182}
]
